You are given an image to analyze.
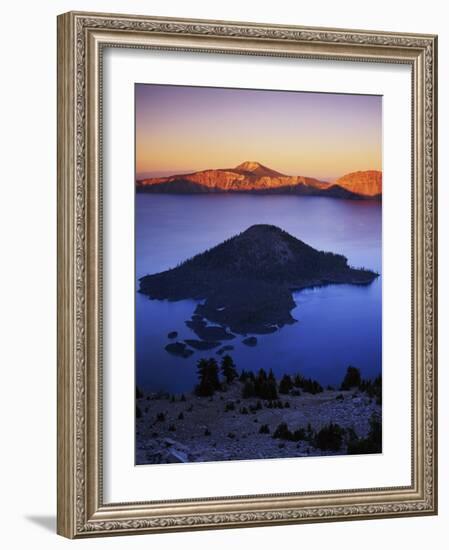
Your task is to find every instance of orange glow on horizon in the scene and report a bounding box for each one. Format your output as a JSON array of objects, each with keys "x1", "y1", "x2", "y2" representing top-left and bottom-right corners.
[{"x1": 136, "y1": 85, "x2": 382, "y2": 180}]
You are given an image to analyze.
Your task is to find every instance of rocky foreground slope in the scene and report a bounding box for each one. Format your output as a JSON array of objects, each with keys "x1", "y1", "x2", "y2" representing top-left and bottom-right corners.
[{"x1": 136, "y1": 382, "x2": 381, "y2": 464}]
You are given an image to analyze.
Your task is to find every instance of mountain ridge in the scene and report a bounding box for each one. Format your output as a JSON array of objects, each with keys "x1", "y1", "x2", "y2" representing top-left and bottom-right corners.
[{"x1": 136, "y1": 162, "x2": 382, "y2": 199}]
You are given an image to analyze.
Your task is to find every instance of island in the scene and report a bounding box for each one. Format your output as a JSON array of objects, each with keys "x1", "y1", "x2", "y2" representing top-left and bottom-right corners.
[{"x1": 139, "y1": 224, "x2": 379, "y2": 337}]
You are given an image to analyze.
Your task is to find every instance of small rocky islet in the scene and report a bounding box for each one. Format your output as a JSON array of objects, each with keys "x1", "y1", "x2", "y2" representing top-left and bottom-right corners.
[
  {"x1": 242, "y1": 336, "x2": 258, "y2": 347},
  {"x1": 164, "y1": 342, "x2": 193, "y2": 358},
  {"x1": 139, "y1": 224, "x2": 379, "y2": 356},
  {"x1": 216, "y1": 345, "x2": 234, "y2": 356}
]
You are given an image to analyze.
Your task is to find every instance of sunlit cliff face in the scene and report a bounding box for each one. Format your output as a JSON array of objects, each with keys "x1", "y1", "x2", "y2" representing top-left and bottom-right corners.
[
  {"x1": 137, "y1": 161, "x2": 382, "y2": 198},
  {"x1": 336, "y1": 171, "x2": 382, "y2": 197}
]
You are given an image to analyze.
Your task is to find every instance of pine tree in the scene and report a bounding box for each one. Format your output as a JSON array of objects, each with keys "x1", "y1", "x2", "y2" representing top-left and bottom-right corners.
[
  {"x1": 221, "y1": 354, "x2": 238, "y2": 384},
  {"x1": 254, "y1": 368, "x2": 267, "y2": 396},
  {"x1": 239, "y1": 369, "x2": 248, "y2": 382},
  {"x1": 340, "y1": 366, "x2": 361, "y2": 390},
  {"x1": 196, "y1": 358, "x2": 221, "y2": 397},
  {"x1": 314, "y1": 423, "x2": 344, "y2": 451},
  {"x1": 242, "y1": 379, "x2": 256, "y2": 398},
  {"x1": 279, "y1": 374, "x2": 294, "y2": 394}
]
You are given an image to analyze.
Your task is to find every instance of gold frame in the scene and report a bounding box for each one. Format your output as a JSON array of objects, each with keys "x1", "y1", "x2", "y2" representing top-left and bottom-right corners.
[{"x1": 57, "y1": 11, "x2": 438, "y2": 538}]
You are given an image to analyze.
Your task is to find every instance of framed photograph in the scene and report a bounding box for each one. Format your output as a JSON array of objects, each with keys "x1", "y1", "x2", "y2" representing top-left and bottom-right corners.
[{"x1": 57, "y1": 11, "x2": 438, "y2": 538}]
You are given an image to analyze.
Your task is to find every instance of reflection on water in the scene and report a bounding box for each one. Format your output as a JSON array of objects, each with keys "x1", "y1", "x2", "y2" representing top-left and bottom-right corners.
[{"x1": 136, "y1": 194, "x2": 381, "y2": 392}]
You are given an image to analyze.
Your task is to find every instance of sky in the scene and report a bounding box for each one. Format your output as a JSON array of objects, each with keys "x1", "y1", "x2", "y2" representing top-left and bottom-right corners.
[{"x1": 135, "y1": 84, "x2": 382, "y2": 180}]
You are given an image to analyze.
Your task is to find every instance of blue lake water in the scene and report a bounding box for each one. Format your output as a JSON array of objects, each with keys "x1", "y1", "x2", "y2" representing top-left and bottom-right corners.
[{"x1": 135, "y1": 194, "x2": 382, "y2": 393}]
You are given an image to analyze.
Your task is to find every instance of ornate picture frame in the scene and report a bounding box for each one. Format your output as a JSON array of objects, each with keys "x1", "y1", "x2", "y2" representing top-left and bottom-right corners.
[{"x1": 57, "y1": 11, "x2": 437, "y2": 538}]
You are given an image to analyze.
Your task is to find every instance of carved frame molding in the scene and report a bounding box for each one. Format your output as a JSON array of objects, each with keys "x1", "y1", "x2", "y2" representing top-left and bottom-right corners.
[{"x1": 57, "y1": 11, "x2": 437, "y2": 538}]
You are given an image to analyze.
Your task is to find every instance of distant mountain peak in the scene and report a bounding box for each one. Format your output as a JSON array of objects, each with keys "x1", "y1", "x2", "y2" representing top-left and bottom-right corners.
[
  {"x1": 235, "y1": 161, "x2": 264, "y2": 171},
  {"x1": 234, "y1": 161, "x2": 285, "y2": 177}
]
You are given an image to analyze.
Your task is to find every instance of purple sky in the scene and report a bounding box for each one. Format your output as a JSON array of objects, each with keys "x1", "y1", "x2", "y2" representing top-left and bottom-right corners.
[{"x1": 136, "y1": 84, "x2": 382, "y2": 180}]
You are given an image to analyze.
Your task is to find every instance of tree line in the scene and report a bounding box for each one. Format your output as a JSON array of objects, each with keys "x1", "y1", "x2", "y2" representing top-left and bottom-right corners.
[{"x1": 193, "y1": 355, "x2": 381, "y2": 403}]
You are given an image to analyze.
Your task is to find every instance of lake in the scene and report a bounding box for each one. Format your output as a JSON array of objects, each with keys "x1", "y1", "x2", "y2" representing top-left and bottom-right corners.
[{"x1": 135, "y1": 193, "x2": 382, "y2": 393}]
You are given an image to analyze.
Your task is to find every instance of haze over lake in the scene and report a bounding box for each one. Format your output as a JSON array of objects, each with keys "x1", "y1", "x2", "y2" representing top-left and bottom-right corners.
[{"x1": 136, "y1": 194, "x2": 381, "y2": 393}]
